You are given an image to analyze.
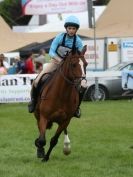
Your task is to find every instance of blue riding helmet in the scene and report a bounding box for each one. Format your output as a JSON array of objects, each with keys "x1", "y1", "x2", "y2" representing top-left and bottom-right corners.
[{"x1": 64, "y1": 15, "x2": 80, "y2": 29}]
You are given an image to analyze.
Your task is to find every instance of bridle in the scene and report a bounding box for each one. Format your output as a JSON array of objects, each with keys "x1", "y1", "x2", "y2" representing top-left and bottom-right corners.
[{"x1": 59, "y1": 55, "x2": 87, "y2": 86}]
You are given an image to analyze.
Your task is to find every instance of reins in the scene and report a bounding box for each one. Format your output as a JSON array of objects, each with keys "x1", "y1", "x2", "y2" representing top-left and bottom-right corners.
[
  {"x1": 59, "y1": 57, "x2": 85, "y2": 86},
  {"x1": 59, "y1": 66, "x2": 78, "y2": 85}
]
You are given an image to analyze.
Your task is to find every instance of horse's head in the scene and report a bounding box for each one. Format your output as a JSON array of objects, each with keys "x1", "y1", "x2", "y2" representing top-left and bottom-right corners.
[{"x1": 60, "y1": 45, "x2": 87, "y2": 85}]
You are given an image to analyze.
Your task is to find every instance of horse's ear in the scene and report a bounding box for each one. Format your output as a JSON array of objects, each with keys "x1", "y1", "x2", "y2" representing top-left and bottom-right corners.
[{"x1": 81, "y1": 45, "x2": 87, "y2": 55}]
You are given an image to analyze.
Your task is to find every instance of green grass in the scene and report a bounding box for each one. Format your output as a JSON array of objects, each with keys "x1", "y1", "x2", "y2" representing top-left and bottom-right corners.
[{"x1": 0, "y1": 100, "x2": 133, "y2": 177}]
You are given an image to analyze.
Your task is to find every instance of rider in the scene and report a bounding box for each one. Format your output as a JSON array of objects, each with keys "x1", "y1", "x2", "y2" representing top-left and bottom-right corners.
[{"x1": 28, "y1": 15, "x2": 87, "y2": 118}]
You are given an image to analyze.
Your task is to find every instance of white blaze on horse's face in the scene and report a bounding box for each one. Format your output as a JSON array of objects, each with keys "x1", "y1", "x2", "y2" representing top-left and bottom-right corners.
[{"x1": 79, "y1": 59, "x2": 86, "y2": 78}]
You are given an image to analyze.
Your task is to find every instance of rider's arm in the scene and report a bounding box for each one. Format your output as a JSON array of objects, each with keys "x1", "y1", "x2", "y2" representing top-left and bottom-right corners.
[
  {"x1": 76, "y1": 35, "x2": 83, "y2": 52},
  {"x1": 49, "y1": 33, "x2": 64, "y2": 59}
]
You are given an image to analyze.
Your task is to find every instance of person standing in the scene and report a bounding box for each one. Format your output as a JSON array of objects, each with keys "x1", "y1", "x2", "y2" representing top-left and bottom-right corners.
[
  {"x1": 0, "y1": 57, "x2": 7, "y2": 75},
  {"x1": 25, "y1": 52, "x2": 35, "y2": 74},
  {"x1": 34, "y1": 49, "x2": 47, "y2": 73},
  {"x1": 0, "y1": 54, "x2": 9, "y2": 71}
]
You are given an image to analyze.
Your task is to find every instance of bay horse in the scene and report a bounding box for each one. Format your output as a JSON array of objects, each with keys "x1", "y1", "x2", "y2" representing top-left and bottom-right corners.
[{"x1": 34, "y1": 45, "x2": 87, "y2": 162}]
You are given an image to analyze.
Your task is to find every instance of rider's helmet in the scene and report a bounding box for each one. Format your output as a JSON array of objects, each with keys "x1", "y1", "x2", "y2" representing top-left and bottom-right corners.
[{"x1": 64, "y1": 15, "x2": 80, "y2": 29}]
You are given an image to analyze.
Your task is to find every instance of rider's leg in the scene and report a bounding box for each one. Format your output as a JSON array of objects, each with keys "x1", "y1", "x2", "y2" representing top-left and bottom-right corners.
[
  {"x1": 28, "y1": 61, "x2": 59, "y2": 113},
  {"x1": 28, "y1": 68, "x2": 47, "y2": 113},
  {"x1": 28, "y1": 82, "x2": 38, "y2": 113},
  {"x1": 74, "y1": 79, "x2": 87, "y2": 118}
]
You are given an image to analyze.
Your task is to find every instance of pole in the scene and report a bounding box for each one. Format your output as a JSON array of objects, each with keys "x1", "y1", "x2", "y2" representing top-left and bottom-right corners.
[
  {"x1": 87, "y1": 0, "x2": 93, "y2": 28},
  {"x1": 92, "y1": 7, "x2": 99, "y2": 101},
  {"x1": 92, "y1": 8, "x2": 97, "y2": 70}
]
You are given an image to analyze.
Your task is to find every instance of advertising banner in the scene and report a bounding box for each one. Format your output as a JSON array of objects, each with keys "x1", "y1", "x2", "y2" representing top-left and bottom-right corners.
[
  {"x1": 83, "y1": 39, "x2": 105, "y2": 71},
  {"x1": 21, "y1": 0, "x2": 87, "y2": 15},
  {"x1": 0, "y1": 74, "x2": 37, "y2": 103},
  {"x1": 121, "y1": 38, "x2": 133, "y2": 61}
]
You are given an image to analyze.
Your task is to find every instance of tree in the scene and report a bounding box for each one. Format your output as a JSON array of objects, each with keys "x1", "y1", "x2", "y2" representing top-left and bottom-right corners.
[
  {"x1": 0, "y1": 0, "x2": 32, "y2": 27},
  {"x1": 93, "y1": 0, "x2": 110, "y2": 5}
]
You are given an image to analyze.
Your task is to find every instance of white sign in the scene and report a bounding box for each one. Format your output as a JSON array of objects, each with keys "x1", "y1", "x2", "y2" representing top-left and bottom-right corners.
[
  {"x1": 0, "y1": 74, "x2": 37, "y2": 103},
  {"x1": 22, "y1": 0, "x2": 87, "y2": 15},
  {"x1": 107, "y1": 38, "x2": 120, "y2": 68},
  {"x1": 83, "y1": 39, "x2": 105, "y2": 71},
  {"x1": 121, "y1": 38, "x2": 133, "y2": 61}
]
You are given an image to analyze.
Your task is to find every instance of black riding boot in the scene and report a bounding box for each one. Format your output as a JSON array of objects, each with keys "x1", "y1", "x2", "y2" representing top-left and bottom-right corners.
[
  {"x1": 28, "y1": 85, "x2": 38, "y2": 113},
  {"x1": 74, "y1": 87, "x2": 87, "y2": 118}
]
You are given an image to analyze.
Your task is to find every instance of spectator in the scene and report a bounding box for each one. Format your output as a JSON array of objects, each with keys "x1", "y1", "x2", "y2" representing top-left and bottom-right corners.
[
  {"x1": 0, "y1": 57, "x2": 7, "y2": 75},
  {"x1": 14, "y1": 56, "x2": 26, "y2": 74},
  {"x1": 35, "y1": 62, "x2": 43, "y2": 74},
  {"x1": 25, "y1": 52, "x2": 35, "y2": 74},
  {"x1": 34, "y1": 49, "x2": 47, "y2": 64},
  {"x1": 8, "y1": 61, "x2": 17, "y2": 74},
  {"x1": 34, "y1": 49, "x2": 47, "y2": 73},
  {"x1": 0, "y1": 54, "x2": 10, "y2": 71}
]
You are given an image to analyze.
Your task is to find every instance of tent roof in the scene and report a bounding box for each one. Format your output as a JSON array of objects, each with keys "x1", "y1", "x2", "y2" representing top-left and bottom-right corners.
[
  {"x1": 96, "y1": 0, "x2": 133, "y2": 28},
  {"x1": 0, "y1": 16, "x2": 91, "y2": 53},
  {"x1": 0, "y1": 16, "x2": 59, "y2": 53},
  {"x1": 75, "y1": 0, "x2": 133, "y2": 38},
  {"x1": 93, "y1": 0, "x2": 133, "y2": 38}
]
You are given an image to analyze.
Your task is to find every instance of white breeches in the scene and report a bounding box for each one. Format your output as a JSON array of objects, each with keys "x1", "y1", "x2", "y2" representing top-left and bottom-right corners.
[
  {"x1": 33, "y1": 58, "x2": 87, "y2": 88},
  {"x1": 33, "y1": 59, "x2": 60, "y2": 87}
]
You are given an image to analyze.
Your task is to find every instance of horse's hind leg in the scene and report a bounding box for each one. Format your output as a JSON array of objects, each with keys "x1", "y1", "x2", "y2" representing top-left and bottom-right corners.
[
  {"x1": 63, "y1": 129, "x2": 71, "y2": 155},
  {"x1": 35, "y1": 117, "x2": 47, "y2": 158},
  {"x1": 43, "y1": 120, "x2": 70, "y2": 162}
]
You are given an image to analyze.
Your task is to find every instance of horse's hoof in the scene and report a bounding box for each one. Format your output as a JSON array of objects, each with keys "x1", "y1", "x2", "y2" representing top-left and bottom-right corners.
[
  {"x1": 42, "y1": 158, "x2": 47, "y2": 162},
  {"x1": 63, "y1": 143, "x2": 71, "y2": 155},
  {"x1": 37, "y1": 148, "x2": 45, "y2": 158},
  {"x1": 63, "y1": 147, "x2": 71, "y2": 155},
  {"x1": 42, "y1": 156, "x2": 49, "y2": 162}
]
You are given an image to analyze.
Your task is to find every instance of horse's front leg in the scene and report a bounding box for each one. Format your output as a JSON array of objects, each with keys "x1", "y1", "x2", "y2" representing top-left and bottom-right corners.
[
  {"x1": 43, "y1": 120, "x2": 70, "y2": 162},
  {"x1": 35, "y1": 117, "x2": 47, "y2": 158},
  {"x1": 63, "y1": 129, "x2": 71, "y2": 155}
]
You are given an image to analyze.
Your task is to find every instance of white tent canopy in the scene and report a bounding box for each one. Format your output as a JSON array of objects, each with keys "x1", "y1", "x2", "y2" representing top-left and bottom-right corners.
[{"x1": 94, "y1": 0, "x2": 133, "y2": 37}]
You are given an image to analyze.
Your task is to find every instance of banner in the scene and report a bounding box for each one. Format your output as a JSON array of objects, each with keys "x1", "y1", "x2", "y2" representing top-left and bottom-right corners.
[
  {"x1": 21, "y1": 0, "x2": 87, "y2": 15},
  {"x1": 121, "y1": 38, "x2": 133, "y2": 61},
  {"x1": 0, "y1": 74, "x2": 37, "y2": 103},
  {"x1": 83, "y1": 39, "x2": 105, "y2": 71}
]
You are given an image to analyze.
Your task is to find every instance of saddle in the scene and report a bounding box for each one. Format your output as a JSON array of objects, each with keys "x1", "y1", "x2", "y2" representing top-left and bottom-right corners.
[{"x1": 37, "y1": 70, "x2": 56, "y2": 97}]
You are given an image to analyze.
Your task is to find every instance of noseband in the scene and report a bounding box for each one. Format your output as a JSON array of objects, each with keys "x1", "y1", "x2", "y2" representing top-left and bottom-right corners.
[{"x1": 59, "y1": 57, "x2": 85, "y2": 86}]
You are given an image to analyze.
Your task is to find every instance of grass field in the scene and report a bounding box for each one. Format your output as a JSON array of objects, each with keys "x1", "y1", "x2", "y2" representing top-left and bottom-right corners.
[{"x1": 1, "y1": 100, "x2": 133, "y2": 177}]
